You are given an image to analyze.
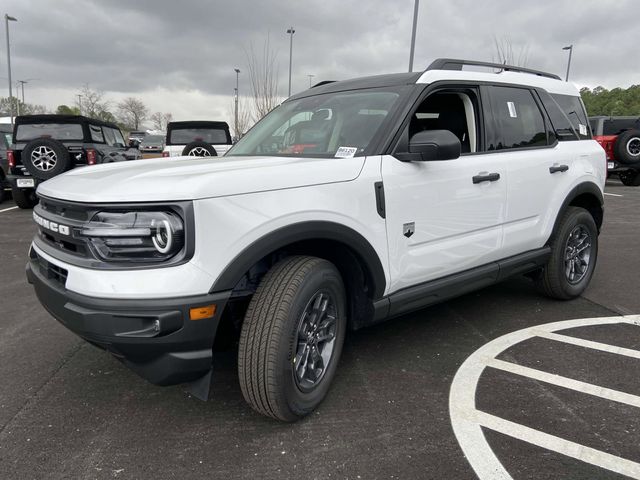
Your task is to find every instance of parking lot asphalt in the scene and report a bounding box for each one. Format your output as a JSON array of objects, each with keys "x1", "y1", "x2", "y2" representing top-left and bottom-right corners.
[{"x1": 0, "y1": 181, "x2": 639, "y2": 480}]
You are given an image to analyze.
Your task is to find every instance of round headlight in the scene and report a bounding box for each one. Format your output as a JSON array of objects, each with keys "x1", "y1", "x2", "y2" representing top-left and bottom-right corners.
[{"x1": 152, "y1": 219, "x2": 173, "y2": 254}]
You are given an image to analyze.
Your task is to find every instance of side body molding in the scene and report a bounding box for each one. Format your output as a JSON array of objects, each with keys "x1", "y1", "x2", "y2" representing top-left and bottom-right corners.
[{"x1": 209, "y1": 221, "x2": 387, "y2": 300}]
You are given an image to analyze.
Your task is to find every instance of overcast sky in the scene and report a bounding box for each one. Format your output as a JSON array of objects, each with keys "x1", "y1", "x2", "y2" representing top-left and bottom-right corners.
[{"x1": 1, "y1": 0, "x2": 638, "y2": 128}]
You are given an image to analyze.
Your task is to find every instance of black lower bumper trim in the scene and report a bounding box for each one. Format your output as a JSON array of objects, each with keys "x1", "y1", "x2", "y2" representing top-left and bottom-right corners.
[{"x1": 26, "y1": 257, "x2": 231, "y2": 386}]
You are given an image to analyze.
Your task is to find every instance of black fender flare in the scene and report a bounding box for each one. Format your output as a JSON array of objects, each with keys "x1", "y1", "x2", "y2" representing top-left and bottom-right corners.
[
  {"x1": 209, "y1": 221, "x2": 387, "y2": 299},
  {"x1": 548, "y1": 182, "x2": 604, "y2": 244}
]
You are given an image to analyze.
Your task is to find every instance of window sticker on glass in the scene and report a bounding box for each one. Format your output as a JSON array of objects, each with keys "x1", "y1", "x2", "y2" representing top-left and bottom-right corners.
[
  {"x1": 578, "y1": 124, "x2": 588, "y2": 136},
  {"x1": 507, "y1": 101, "x2": 517, "y2": 118},
  {"x1": 335, "y1": 146, "x2": 358, "y2": 158}
]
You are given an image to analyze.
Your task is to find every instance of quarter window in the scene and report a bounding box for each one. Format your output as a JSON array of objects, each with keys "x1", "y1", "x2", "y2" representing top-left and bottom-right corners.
[
  {"x1": 550, "y1": 94, "x2": 591, "y2": 139},
  {"x1": 488, "y1": 86, "x2": 547, "y2": 150},
  {"x1": 89, "y1": 125, "x2": 105, "y2": 143}
]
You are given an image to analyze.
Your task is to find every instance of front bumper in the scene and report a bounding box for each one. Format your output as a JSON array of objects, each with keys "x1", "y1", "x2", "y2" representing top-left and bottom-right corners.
[{"x1": 26, "y1": 252, "x2": 231, "y2": 386}]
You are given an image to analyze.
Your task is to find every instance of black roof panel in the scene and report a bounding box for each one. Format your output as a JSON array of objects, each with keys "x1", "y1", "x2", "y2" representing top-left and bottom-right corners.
[
  {"x1": 287, "y1": 72, "x2": 422, "y2": 101},
  {"x1": 15, "y1": 114, "x2": 120, "y2": 129}
]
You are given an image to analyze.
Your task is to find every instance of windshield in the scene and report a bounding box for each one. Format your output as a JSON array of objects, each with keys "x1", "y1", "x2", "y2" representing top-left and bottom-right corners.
[{"x1": 226, "y1": 88, "x2": 403, "y2": 158}]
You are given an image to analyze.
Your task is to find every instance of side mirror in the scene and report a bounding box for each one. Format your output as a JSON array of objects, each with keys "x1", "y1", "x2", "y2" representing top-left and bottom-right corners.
[{"x1": 408, "y1": 129, "x2": 461, "y2": 161}]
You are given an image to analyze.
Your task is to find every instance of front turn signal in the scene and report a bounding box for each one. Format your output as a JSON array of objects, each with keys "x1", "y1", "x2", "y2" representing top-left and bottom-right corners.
[{"x1": 189, "y1": 304, "x2": 216, "y2": 321}]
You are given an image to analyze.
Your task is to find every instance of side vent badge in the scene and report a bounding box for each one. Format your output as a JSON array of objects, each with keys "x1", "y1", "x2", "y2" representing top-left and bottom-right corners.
[{"x1": 403, "y1": 222, "x2": 415, "y2": 238}]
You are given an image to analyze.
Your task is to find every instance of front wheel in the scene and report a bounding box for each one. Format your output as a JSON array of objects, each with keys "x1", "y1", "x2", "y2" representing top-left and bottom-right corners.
[
  {"x1": 536, "y1": 206, "x2": 598, "y2": 300},
  {"x1": 238, "y1": 256, "x2": 346, "y2": 421}
]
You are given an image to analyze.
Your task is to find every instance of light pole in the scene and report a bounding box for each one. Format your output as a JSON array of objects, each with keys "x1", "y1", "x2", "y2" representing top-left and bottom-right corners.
[
  {"x1": 563, "y1": 45, "x2": 573, "y2": 82},
  {"x1": 307, "y1": 74, "x2": 315, "y2": 88},
  {"x1": 286, "y1": 27, "x2": 295, "y2": 97},
  {"x1": 5, "y1": 14, "x2": 18, "y2": 126},
  {"x1": 408, "y1": 0, "x2": 419, "y2": 72},
  {"x1": 17, "y1": 79, "x2": 27, "y2": 103},
  {"x1": 234, "y1": 68, "x2": 240, "y2": 140}
]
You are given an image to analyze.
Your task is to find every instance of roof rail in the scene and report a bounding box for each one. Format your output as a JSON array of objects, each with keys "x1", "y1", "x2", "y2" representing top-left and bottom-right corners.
[
  {"x1": 426, "y1": 58, "x2": 562, "y2": 81},
  {"x1": 311, "y1": 80, "x2": 336, "y2": 88}
]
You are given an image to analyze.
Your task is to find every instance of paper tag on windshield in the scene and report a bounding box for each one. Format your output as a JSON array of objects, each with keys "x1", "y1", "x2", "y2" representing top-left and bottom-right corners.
[
  {"x1": 507, "y1": 101, "x2": 517, "y2": 118},
  {"x1": 335, "y1": 147, "x2": 358, "y2": 158},
  {"x1": 578, "y1": 124, "x2": 587, "y2": 136}
]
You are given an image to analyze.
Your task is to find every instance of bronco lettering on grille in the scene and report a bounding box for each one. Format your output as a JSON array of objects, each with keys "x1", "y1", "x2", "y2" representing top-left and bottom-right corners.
[{"x1": 33, "y1": 212, "x2": 71, "y2": 236}]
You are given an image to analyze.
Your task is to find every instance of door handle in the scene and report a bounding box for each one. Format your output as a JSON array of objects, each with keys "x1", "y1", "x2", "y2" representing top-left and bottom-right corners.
[
  {"x1": 549, "y1": 164, "x2": 569, "y2": 174},
  {"x1": 472, "y1": 172, "x2": 501, "y2": 184}
]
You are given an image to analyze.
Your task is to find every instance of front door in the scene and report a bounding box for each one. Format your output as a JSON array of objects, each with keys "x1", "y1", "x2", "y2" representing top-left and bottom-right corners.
[{"x1": 382, "y1": 86, "x2": 508, "y2": 294}]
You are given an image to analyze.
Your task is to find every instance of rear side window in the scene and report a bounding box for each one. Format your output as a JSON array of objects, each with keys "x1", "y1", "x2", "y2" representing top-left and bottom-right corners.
[
  {"x1": 550, "y1": 94, "x2": 591, "y2": 140},
  {"x1": 89, "y1": 125, "x2": 105, "y2": 143},
  {"x1": 15, "y1": 123, "x2": 83, "y2": 142},
  {"x1": 169, "y1": 128, "x2": 230, "y2": 145},
  {"x1": 603, "y1": 118, "x2": 640, "y2": 135},
  {"x1": 488, "y1": 86, "x2": 547, "y2": 150}
]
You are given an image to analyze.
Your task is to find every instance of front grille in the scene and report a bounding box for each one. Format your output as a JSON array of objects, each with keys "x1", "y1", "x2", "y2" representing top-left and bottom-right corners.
[{"x1": 31, "y1": 249, "x2": 68, "y2": 286}]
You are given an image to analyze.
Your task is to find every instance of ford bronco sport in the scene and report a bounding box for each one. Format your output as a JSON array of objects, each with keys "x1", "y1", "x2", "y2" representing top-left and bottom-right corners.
[
  {"x1": 7, "y1": 114, "x2": 141, "y2": 209},
  {"x1": 589, "y1": 116, "x2": 640, "y2": 186},
  {"x1": 26, "y1": 59, "x2": 605, "y2": 421}
]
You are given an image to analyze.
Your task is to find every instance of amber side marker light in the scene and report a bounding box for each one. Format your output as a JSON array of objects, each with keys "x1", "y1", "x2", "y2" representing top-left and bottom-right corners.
[{"x1": 190, "y1": 304, "x2": 216, "y2": 320}]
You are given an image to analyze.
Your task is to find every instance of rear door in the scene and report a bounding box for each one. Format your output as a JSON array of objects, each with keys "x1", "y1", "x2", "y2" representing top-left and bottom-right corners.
[{"x1": 382, "y1": 85, "x2": 508, "y2": 293}]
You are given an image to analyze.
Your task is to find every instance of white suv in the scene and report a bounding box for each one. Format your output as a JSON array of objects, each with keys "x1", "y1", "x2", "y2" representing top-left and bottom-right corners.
[
  {"x1": 26, "y1": 59, "x2": 605, "y2": 421},
  {"x1": 161, "y1": 120, "x2": 232, "y2": 158}
]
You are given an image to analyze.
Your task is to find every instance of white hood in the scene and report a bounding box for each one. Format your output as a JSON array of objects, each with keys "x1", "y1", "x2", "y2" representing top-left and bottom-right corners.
[{"x1": 37, "y1": 155, "x2": 366, "y2": 203}]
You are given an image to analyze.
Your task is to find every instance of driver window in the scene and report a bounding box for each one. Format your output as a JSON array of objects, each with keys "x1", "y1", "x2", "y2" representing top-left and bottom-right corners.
[{"x1": 407, "y1": 90, "x2": 479, "y2": 154}]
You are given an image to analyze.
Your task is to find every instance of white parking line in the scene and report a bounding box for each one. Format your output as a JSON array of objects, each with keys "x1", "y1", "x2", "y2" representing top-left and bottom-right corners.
[
  {"x1": 533, "y1": 329, "x2": 640, "y2": 360},
  {"x1": 0, "y1": 206, "x2": 18, "y2": 213},
  {"x1": 486, "y1": 357, "x2": 640, "y2": 409},
  {"x1": 604, "y1": 192, "x2": 623, "y2": 197},
  {"x1": 472, "y1": 410, "x2": 640, "y2": 478},
  {"x1": 450, "y1": 315, "x2": 640, "y2": 480}
]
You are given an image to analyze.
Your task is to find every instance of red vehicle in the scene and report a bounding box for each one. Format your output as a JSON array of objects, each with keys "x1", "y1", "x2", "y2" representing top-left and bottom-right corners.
[{"x1": 590, "y1": 116, "x2": 640, "y2": 186}]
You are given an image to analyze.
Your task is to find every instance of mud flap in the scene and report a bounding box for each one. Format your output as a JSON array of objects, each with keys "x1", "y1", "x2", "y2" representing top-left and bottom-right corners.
[{"x1": 185, "y1": 369, "x2": 212, "y2": 401}]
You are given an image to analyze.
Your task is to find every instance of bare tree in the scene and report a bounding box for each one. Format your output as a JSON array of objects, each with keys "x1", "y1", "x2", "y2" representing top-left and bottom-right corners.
[
  {"x1": 150, "y1": 111, "x2": 173, "y2": 131},
  {"x1": 117, "y1": 97, "x2": 149, "y2": 130},
  {"x1": 228, "y1": 97, "x2": 253, "y2": 140},
  {"x1": 76, "y1": 84, "x2": 110, "y2": 119},
  {"x1": 245, "y1": 36, "x2": 280, "y2": 121},
  {"x1": 492, "y1": 36, "x2": 530, "y2": 67}
]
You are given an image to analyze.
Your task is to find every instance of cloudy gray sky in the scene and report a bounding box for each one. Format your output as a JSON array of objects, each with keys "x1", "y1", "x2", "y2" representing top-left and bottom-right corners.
[{"x1": 1, "y1": 0, "x2": 638, "y2": 127}]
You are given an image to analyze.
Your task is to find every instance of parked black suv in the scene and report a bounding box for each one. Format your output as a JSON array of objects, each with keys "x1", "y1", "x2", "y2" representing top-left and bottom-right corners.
[
  {"x1": 0, "y1": 123, "x2": 12, "y2": 203},
  {"x1": 7, "y1": 115, "x2": 141, "y2": 208}
]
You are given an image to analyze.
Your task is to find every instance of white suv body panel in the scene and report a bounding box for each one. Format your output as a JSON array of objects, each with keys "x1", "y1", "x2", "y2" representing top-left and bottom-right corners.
[
  {"x1": 35, "y1": 155, "x2": 388, "y2": 299},
  {"x1": 37, "y1": 155, "x2": 366, "y2": 203},
  {"x1": 382, "y1": 152, "x2": 508, "y2": 292}
]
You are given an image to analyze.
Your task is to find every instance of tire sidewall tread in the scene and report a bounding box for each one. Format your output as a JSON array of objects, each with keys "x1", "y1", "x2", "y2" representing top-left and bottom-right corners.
[{"x1": 238, "y1": 255, "x2": 346, "y2": 421}]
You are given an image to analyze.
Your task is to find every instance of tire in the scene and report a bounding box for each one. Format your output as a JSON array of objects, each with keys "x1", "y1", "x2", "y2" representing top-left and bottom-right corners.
[
  {"x1": 536, "y1": 206, "x2": 598, "y2": 300},
  {"x1": 238, "y1": 256, "x2": 347, "y2": 421},
  {"x1": 181, "y1": 141, "x2": 217, "y2": 157},
  {"x1": 613, "y1": 129, "x2": 640, "y2": 165},
  {"x1": 0, "y1": 185, "x2": 5, "y2": 204},
  {"x1": 21, "y1": 138, "x2": 71, "y2": 180},
  {"x1": 11, "y1": 186, "x2": 38, "y2": 209},
  {"x1": 619, "y1": 169, "x2": 640, "y2": 186}
]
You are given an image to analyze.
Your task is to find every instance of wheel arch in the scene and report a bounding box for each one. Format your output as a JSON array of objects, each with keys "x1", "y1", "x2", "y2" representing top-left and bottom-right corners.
[
  {"x1": 209, "y1": 221, "x2": 387, "y2": 330},
  {"x1": 548, "y1": 182, "x2": 604, "y2": 244}
]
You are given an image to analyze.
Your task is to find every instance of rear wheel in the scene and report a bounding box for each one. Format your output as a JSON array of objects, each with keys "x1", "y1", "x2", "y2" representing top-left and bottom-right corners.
[
  {"x1": 619, "y1": 169, "x2": 640, "y2": 186},
  {"x1": 536, "y1": 206, "x2": 598, "y2": 300},
  {"x1": 11, "y1": 186, "x2": 38, "y2": 209},
  {"x1": 238, "y1": 256, "x2": 346, "y2": 421}
]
